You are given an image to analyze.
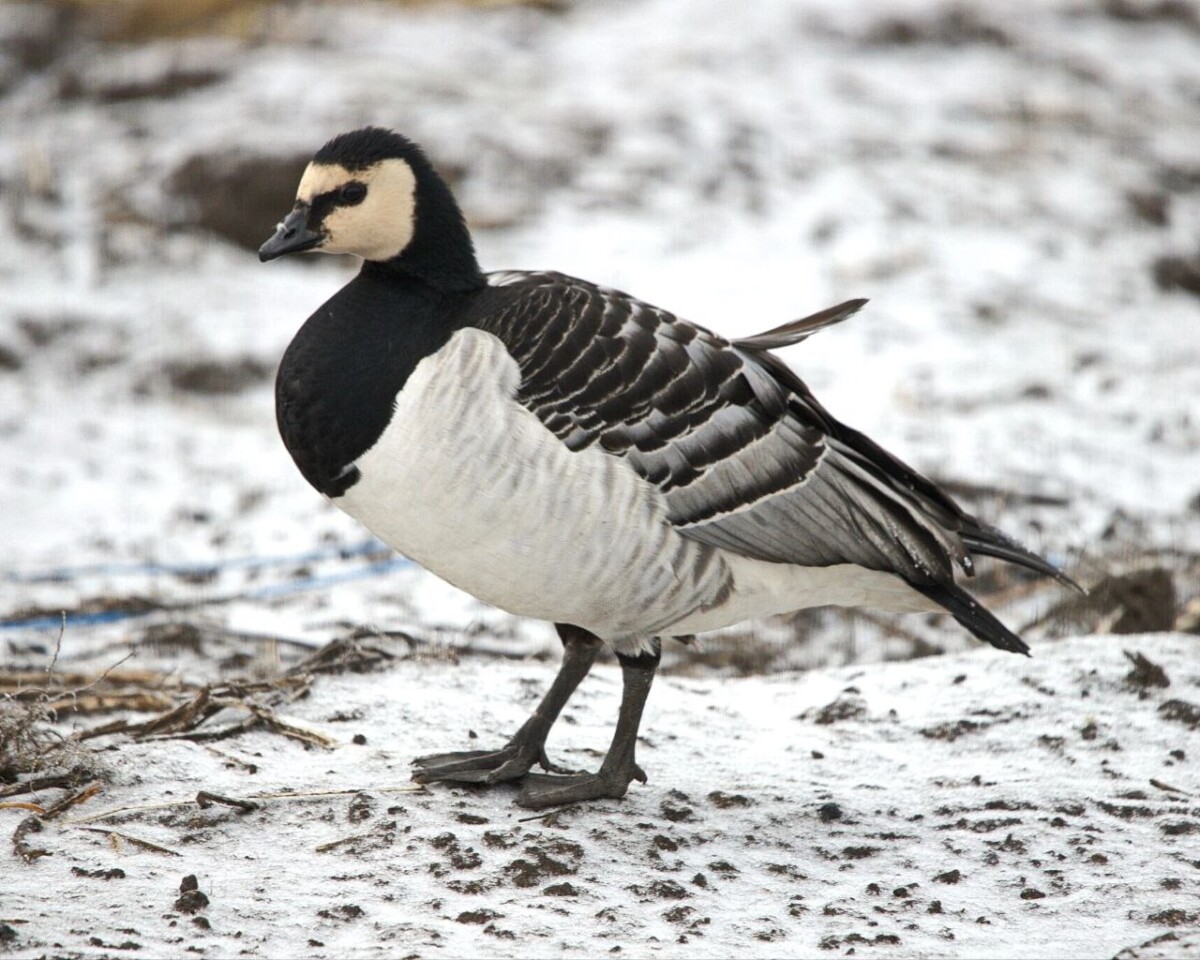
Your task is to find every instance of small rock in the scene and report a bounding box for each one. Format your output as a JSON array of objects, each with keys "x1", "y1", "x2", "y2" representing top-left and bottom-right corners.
[
  {"x1": 707, "y1": 790, "x2": 753, "y2": 809},
  {"x1": 1148, "y1": 909, "x2": 1197, "y2": 927},
  {"x1": 347, "y1": 792, "x2": 374, "y2": 823},
  {"x1": 316, "y1": 904, "x2": 364, "y2": 922},
  {"x1": 806, "y1": 693, "x2": 867, "y2": 725},
  {"x1": 1127, "y1": 190, "x2": 1170, "y2": 226},
  {"x1": 1124, "y1": 650, "x2": 1171, "y2": 690},
  {"x1": 1153, "y1": 253, "x2": 1200, "y2": 297},
  {"x1": 663, "y1": 905, "x2": 695, "y2": 924},
  {"x1": 174, "y1": 876, "x2": 209, "y2": 915},
  {"x1": 1159, "y1": 700, "x2": 1200, "y2": 730},
  {"x1": 862, "y1": 8, "x2": 1012, "y2": 47},
  {"x1": 645, "y1": 880, "x2": 689, "y2": 900},
  {"x1": 1072, "y1": 569, "x2": 1176, "y2": 634},
  {"x1": 660, "y1": 799, "x2": 695, "y2": 822},
  {"x1": 817, "y1": 802, "x2": 843, "y2": 823},
  {"x1": 456, "y1": 909, "x2": 499, "y2": 925},
  {"x1": 0, "y1": 344, "x2": 22, "y2": 371}
]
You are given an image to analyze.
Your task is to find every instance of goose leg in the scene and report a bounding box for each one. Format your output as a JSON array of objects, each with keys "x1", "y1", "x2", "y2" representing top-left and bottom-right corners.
[
  {"x1": 411, "y1": 624, "x2": 601, "y2": 785},
  {"x1": 517, "y1": 641, "x2": 659, "y2": 809}
]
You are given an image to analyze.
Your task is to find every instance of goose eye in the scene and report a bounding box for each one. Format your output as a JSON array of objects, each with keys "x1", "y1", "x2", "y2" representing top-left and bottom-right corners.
[{"x1": 339, "y1": 182, "x2": 367, "y2": 204}]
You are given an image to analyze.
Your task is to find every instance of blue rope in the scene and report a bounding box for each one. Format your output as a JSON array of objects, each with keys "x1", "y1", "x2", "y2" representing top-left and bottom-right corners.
[
  {"x1": 0, "y1": 550, "x2": 413, "y2": 632},
  {"x1": 4, "y1": 609, "x2": 141, "y2": 631},
  {"x1": 1, "y1": 539, "x2": 392, "y2": 584},
  {"x1": 243, "y1": 557, "x2": 412, "y2": 598}
]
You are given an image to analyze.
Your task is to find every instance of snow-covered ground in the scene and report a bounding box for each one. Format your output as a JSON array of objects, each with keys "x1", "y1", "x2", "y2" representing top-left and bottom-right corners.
[
  {"x1": 4, "y1": 634, "x2": 1199, "y2": 958},
  {"x1": 1, "y1": 0, "x2": 1198, "y2": 955}
]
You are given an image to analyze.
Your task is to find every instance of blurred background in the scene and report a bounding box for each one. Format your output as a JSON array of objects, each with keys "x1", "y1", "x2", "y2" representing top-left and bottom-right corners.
[{"x1": 1, "y1": 0, "x2": 1198, "y2": 680}]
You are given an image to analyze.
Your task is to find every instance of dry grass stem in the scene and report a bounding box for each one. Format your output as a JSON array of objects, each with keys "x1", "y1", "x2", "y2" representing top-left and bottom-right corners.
[
  {"x1": 74, "y1": 826, "x2": 181, "y2": 857},
  {"x1": 65, "y1": 784, "x2": 425, "y2": 826},
  {"x1": 39, "y1": 782, "x2": 103, "y2": 820}
]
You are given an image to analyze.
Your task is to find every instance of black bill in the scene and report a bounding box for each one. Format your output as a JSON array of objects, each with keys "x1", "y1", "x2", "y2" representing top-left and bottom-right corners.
[{"x1": 259, "y1": 208, "x2": 323, "y2": 262}]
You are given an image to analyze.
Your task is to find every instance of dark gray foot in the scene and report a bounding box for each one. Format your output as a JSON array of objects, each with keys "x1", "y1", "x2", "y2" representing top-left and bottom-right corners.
[
  {"x1": 516, "y1": 762, "x2": 647, "y2": 809},
  {"x1": 411, "y1": 625, "x2": 602, "y2": 788},
  {"x1": 516, "y1": 644, "x2": 660, "y2": 810},
  {"x1": 412, "y1": 742, "x2": 559, "y2": 785}
]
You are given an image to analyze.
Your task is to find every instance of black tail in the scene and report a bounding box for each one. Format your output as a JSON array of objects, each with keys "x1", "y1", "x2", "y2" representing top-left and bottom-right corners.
[
  {"x1": 733, "y1": 298, "x2": 868, "y2": 352},
  {"x1": 910, "y1": 581, "x2": 1031, "y2": 657},
  {"x1": 961, "y1": 518, "x2": 1084, "y2": 594}
]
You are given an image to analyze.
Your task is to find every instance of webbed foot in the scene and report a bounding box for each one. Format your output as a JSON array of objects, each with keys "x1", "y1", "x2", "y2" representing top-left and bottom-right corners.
[
  {"x1": 516, "y1": 761, "x2": 647, "y2": 809},
  {"x1": 411, "y1": 741, "x2": 572, "y2": 785},
  {"x1": 410, "y1": 625, "x2": 601, "y2": 788},
  {"x1": 516, "y1": 644, "x2": 660, "y2": 809}
]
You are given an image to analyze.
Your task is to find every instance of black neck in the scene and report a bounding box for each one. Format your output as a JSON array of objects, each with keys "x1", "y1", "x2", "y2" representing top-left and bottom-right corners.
[
  {"x1": 380, "y1": 157, "x2": 486, "y2": 293},
  {"x1": 275, "y1": 269, "x2": 468, "y2": 497}
]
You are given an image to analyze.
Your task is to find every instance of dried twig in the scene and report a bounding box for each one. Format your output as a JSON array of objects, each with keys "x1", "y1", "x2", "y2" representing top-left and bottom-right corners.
[
  {"x1": 65, "y1": 797, "x2": 204, "y2": 825},
  {"x1": 285, "y1": 634, "x2": 405, "y2": 678},
  {"x1": 134, "y1": 687, "x2": 218, "y2": 739},
  {"x1": 140, "y1": 714, "x2": 261, "y2": 744},
  {"x1": 245, "y1": 705, "x2": 339, "y2": 748},
  {"x1": 200, "y1": 744, "x2": 259, "y2": 773},
  {"x1": 46, "y1": 613, "x2": 64, "y2": 678},
  {"x1": 40, "y1": 782, "x2": 103, "y2": 821},
  {"x1": 70, "y1": 650, "x2": 138, "y2": 698},
  {"x1": 0, "y1": 801, "x2": 45, "y2": 814},
  {"x1": 1, "y1": 668, "x2": 187, "y2": 698},
  {"x1": 195, "y1": 791, "x2": 259, "y2": 813},
  {"x1": 74, "y1": 826, "x2": 180, "y2": 857},
  {"x1": 65, "y1": 784, "x2": 425, "y2": 826},
  {"x1": 315, "y1": 831, "x2": 379, "y2": 853},
  {"x1": 516, "y1": 810, "x2": 560, "y2": 824},
  {"x1": 12, "y1": 816, "x2": 50, "y2": 863},
  {"x1": 0, "y1": 774, "x2": 79, "y2": 800},
  {"x1": 1149, "y1": 778, "x2": 1192, "y2": 797},
  {"x1": 46, "y1": 691, "x2": 176, "y2": 716},
  {"x1": 71, "y1": 718, "x2": 135, "y2": 742}
]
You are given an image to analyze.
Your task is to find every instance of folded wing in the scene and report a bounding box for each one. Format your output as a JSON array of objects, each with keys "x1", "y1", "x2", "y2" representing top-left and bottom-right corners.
[{"x1": 474, "y1": 272, "x2": 1070, "y2": 602}]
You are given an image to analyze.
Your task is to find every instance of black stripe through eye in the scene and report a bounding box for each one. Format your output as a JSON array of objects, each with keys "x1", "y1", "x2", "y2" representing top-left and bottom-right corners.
[{"x1": 339, "y1": 182, "x2": 367, "y2": 205}]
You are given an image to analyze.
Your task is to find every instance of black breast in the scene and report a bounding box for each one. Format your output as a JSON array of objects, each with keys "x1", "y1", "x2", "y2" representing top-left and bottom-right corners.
[{"x1": 275, "y1": 268, "x2": 459, "y2": 498}]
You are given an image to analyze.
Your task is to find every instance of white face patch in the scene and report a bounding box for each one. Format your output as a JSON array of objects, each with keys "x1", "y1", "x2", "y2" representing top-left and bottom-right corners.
[{"x1": 295, "y1": 158, "x2": 418, "y2": 262}]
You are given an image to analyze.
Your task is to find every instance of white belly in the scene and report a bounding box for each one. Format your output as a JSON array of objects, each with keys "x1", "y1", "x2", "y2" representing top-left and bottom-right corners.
[
  {"x1": 335, "y1": 328, "x2": 937, "y2": 647},
  {"x1": 335, "y1": 329, "x2": 732, "y2": 643}
]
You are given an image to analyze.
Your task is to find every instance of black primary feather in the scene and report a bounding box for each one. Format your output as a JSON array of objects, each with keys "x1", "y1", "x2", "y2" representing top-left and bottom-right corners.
[{"x1": 910, "y1": 581, "x2": 1031, "y2": 656}]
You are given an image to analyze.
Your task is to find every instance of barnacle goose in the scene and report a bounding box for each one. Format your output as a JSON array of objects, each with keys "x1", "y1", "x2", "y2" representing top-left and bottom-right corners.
[{"x1": 260, "y1": 127, "x2": 1077, "y2": 809}]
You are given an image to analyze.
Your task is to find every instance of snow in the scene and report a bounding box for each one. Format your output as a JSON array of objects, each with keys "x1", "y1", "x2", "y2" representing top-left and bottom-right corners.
[
  {"x1": 4, "y1": 634, "x2": 1199, "y2": 958},
  {"x1": 1, "y1": 0, "x2": 1199, "y2": 955}
]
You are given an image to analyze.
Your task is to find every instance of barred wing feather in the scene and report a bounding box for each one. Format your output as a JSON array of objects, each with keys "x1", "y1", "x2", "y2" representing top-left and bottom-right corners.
[{"x1": 473, "y1": 272, "x2": 1054, "y2": 591}]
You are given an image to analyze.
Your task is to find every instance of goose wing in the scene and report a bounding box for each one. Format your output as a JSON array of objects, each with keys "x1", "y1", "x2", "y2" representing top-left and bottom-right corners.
[{"x1": 473, "y1": 271, "x2": 1060, "y2": 593}]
